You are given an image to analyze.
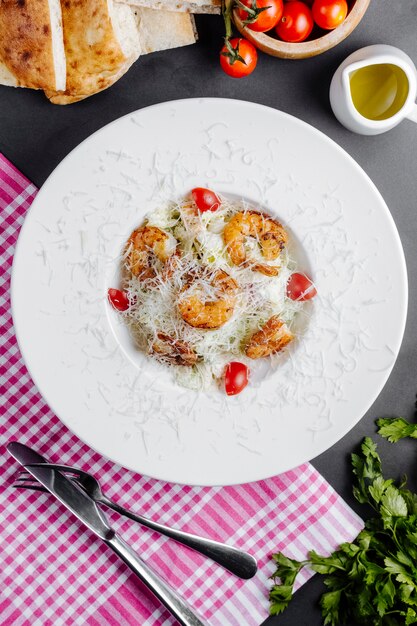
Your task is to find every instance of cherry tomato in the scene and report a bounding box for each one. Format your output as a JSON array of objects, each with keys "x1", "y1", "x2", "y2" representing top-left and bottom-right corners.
[
  {"x1": 276, "y1": 1, "x2": 313, "y2": 43},
  {"x1": 286, "y1": 273, "x2": 317, "y2": 301},
  {"x1": 287, "y1": 0, "x2": 314, "y2": 5},
  {"x1": 220, "y1": 38, "x2": 258, "y2": 79},
  {"x1": 108, "y1": 288, "x2": 131, "y2": 311},
  {"x1": 237, "y1": 0, "x2": 283, "y2": 32},
  {"x1": 224, "y1": 362, "x2": 249, "y2": 396},
  {"x1": 191, "y1": 187, "x2": 221, "y2": 212},
  {"x1": 312, "y1": 0, "x2": 347, "y2": 29}
]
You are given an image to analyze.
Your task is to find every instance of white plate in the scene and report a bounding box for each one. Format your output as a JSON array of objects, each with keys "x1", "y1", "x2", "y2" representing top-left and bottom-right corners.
[{"x1": 11, "y1": 99, "x2": 407, "y2": 486}]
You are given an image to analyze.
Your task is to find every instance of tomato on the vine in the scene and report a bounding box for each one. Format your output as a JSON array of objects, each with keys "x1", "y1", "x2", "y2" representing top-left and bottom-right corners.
[
  {"x1": 276, "y1": 1, "x2": 314, "y2": 43},
  {"x1": 220, "y1": 38, "x2": 258, "y2": 78},
  {"x1": 312, "y1": 0, "x2": 348, "y2": 30},
  {"x1": 237, "y1": 0, "x2": 283, "y2": 32},
  {"x1": 286, "y1": 273, "x2": 317, "y2": 301},
  {"x1": 108, "y1": 288, "x2": 131, "y2": 311},
  {"x1": 224, "y1": 362, "x2": 249, "y2": 396},
  {"x1": 191, "y1": 187, "x2": 221, "y2": 212}
]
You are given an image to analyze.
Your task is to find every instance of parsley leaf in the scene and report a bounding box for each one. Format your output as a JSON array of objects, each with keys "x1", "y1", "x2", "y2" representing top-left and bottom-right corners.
[
  {"x1": 320, "y1": 589, "x2": 342, "y2": 625},
  {"x1": 380, "y1": 486, "x2": 408, "y2": 523},
  {"x1": 269, "y1": 584, "x2": 294, "y2": 615},
  {"x1": 270, "y1": 552, "x2": 305, "y2": 586},
  {"x1": 405, "y1": 607, "x2": 417, "y2": 625},
  {"x1": 377, "y1": 417, "x2": 417, "y2": 442}
]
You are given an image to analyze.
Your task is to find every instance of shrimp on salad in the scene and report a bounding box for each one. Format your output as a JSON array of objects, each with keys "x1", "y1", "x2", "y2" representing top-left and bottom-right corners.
[
  {"x1": 127, "y1": 225, "x2": 177, "y2": 279},
  {"x1": 223, "y1": 210, "x2": 288, "y2": 276},
  {"x1": 178, "y1": 269, "x2": 238, "y2": 330},
  {"x1": 245, "y1": 316, "x2": 294, "y2": 359},
  {"x1": 151, "y1": 332, "x2": 198, "y2": 366}
]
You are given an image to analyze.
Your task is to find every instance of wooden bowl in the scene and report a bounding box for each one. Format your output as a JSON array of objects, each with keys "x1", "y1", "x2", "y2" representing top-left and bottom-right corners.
[{"x1": 233, "y1": 0, "x2": 371, "y2": 59}]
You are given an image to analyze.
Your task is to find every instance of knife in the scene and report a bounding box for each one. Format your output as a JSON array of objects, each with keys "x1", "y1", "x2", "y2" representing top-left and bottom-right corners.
[{"x1": 7, "y1": 442, "x2": 206, "y2": 626}]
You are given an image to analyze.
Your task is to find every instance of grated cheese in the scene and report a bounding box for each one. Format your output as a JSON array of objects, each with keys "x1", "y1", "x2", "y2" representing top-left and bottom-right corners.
[{"x1": 120, "y1": 194, "x2": 304, "y2": 391}]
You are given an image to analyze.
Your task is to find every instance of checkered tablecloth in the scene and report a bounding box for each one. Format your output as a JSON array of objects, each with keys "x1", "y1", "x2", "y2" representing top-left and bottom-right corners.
[{"x1": 0, "y1": 153, "x2": 364, "y2": 626}]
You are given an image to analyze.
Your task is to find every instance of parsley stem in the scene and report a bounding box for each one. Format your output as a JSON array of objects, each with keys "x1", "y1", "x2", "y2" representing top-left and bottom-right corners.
[{"x1": 385, "y1": 610, "x2": 403, "y2": 615}]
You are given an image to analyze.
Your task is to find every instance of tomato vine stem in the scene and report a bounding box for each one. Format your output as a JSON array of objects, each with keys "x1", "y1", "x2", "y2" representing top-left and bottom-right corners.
[
  {"x1": 222, "y1": 0, "x2": 235, "y2": 40},
  {"x1": 221, "y1": 0, "x2": 246, "y2": 64}
]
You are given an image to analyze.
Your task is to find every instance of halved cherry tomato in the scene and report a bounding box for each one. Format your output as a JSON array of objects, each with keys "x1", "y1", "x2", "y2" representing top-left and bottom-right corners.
[
  {"x1": 286, "y1": 273, "x2": 317, "y2": 301},
  {"x1": 108, "y1": 288, "x2": 131, "y2": 311},
  {"x1": 191, "y1": 187, "x2": 221, "y2": 212},
  {"x1": 237, "y1": 0, "x2": 283, "y2": 33},
  {"x1": 220, "y1": 38, "x2": 258, "y2": 79},
  {"x1": 225, "y1": 362, "x2": 249, "y2": 396},
  {"x1": 312, "y1": 0, "x2": 348, "y2": 30},
  {"x1": 276, "y1": 1, "x2": 314, "y2": 43}
]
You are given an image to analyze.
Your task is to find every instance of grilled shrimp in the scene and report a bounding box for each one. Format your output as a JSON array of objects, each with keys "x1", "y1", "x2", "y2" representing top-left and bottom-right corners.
[
  {"x1": 178, "y1": 269, "x2": 238, "y2": 329},
  {"x1": 245, "y1": 316, "x2": 294, "y2": 359},
  {"x1": 127, "y1": 225, "x2": 177, "y2": 279},
  {"x1": 151, "y1": 332, "x2": 198, "y2": 366},
  {"x1": 223, "y1": 210, "x2": 288, "y2": 276}
]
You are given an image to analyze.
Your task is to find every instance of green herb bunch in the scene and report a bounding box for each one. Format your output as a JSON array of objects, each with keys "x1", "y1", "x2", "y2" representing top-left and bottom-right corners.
[{"x1": 270, "y1": 425, "x2": 417, "y2": 625}]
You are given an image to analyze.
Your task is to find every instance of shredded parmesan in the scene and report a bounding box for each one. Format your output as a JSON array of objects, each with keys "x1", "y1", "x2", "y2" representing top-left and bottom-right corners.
[{"x1": 120, "y1": 195, "x2": 303, "y2": 390}]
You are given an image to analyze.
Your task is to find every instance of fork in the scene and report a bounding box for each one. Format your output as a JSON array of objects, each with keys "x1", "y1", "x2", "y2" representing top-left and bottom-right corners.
[{"x1": 14, "y1": 463, "x2": 257, "y2": 580}]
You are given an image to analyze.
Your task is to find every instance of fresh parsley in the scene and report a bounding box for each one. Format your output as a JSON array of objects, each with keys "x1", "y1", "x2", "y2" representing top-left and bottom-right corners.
[
  {"x1": 269, "y1": 437, "x2": 417, "y2": 625},
  {"x1": 377, "y1": 417, "x2": 417, "y2": 443}
]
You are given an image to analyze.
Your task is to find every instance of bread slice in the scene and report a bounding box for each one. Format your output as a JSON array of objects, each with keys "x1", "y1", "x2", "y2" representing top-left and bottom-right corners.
[
  {"x1": 48, "y1": 0, "x2": 66, "y2": 91},
  {"x1": 133, "y1": 8, "x2": 197, "y2": 55},
  {"x1": 0, "y1": 62, "x2": 18, "y2": 88},
  {"x1": 45, "y1": 0, "x2": 141, "y2": 105},
  {"x1": 118, "y1": 0, "x2": 221, "y2": 14},
  {"x1": 0, "y1": 0, "x2": 197, "y2": 104},
  {"x1": 0, "y1": 0, "x2": 65, "y2": 91}
]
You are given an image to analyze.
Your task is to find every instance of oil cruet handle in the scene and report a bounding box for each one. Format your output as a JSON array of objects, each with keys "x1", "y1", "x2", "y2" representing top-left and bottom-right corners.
[{"x1": 406, "y1": 102, "x2": 417, "y2": 124}]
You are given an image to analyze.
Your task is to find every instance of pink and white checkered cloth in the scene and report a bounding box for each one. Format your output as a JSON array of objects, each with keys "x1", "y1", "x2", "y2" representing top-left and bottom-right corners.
[{"x1": 0, "y1": 153, "x2": 363, "y2": 626}]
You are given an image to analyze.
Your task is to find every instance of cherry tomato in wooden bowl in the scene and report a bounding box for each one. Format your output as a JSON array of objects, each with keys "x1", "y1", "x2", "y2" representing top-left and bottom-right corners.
[
  {"x1": 286, "y1": 0, "x2": 314, "y2": 5},
  {"x1": 191, "y1": 187, "x2": 221, "y2": 212},
  {"x1": 108, "y1": 288, "x2": 131, "y2": 312},
  {"x1": 237, "y1": 0, "x2": 283, "y2": 33},
  {"x1": 286, "y1": 273, "x2": 317, "y2": 301},
  {"x1": 220, "y1": 38, "x2": 258, "y2": 78},
  {"x1": 276, "y1": 1, "x2": 314, "y2": 43},
  {"x1": 312, "y1": 0, "x2": 348, "y2": 29},
  {"x1": 233, "y1": 0, "x2": 369, "y2": 60},
  {"x1": 224, "y1": 362, "x2": 249, "y2": 396}
]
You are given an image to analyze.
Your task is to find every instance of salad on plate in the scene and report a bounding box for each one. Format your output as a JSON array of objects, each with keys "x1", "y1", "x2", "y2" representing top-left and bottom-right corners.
[{"x1": 108, "y1": 188, "x2": 316, "y2": 395}]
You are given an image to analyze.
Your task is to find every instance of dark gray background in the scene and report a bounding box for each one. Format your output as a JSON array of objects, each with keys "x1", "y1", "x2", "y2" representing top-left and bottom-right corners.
[{"x1": 1, "y1": 1, "x2": 417, "y2": 624}]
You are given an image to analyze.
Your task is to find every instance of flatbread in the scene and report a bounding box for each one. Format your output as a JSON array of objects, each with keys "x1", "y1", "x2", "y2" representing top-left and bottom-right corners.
[
  {"x1": 0, "y1": 0, "x2": 65, "y2": 91},
  {"x1": 0, "y1": 61, "x2": 18, "y2": 88},
  {"x1": 0, "y1": 0, "x2": 199, "y2": 104},
  {"x1": 118, "y1": 0, "x2": 221, "y2": 14},
  {"x1": 45, "y1": 0, "x2": 140, "y2": 104},
  {"x1": 134, "y1": 8, "x2": 197, "y2": 55}
]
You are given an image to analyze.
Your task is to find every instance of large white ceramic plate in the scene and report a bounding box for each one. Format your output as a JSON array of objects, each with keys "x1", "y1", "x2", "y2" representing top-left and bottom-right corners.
[{"x1": 12, "y1": 99, "x2": 407, "y2": 485}]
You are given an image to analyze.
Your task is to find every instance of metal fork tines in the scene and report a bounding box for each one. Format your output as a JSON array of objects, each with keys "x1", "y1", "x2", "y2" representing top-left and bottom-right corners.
[{"x1": 14, "y1": 464, "x2": 257, "y2": 579}]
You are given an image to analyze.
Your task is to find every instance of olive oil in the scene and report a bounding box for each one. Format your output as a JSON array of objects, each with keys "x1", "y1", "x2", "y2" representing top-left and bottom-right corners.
[{"x1": 349, "y1": 63, "x2": 409, "y2": 121}]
